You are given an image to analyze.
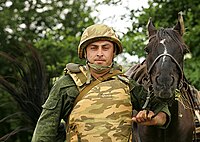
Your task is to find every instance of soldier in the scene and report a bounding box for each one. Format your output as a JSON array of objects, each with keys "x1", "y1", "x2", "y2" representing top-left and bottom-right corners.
[{"x1": 31, "y1": 24, "x2": 170, "y2": 142}]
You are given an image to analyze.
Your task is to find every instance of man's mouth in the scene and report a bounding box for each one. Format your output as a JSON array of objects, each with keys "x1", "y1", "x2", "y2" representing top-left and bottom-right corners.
[
  {"x1": 95, "y1": 59, "x2": 105, "y2": 62},
  {"x1": 95, "y1": 60, "x2": 104, "y2": 63}
]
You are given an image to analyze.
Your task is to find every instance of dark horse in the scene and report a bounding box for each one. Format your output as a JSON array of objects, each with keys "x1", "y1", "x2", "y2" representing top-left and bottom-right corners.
[{"x1": 126, "y1": 13, "x2": 200, "y2": 142}]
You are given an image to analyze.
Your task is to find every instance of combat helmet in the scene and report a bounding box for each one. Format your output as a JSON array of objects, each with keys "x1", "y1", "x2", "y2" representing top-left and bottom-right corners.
[{"x1": 78, "y1": 24, "x2": 123, "y2": 59}]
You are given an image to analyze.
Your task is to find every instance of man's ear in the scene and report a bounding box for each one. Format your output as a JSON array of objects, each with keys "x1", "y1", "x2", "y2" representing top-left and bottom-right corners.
[
  {"x1": 114, "y1": 43, "x2": 118, "y2": 55},
  {"x1": 113, "y1": 47, "x2": 117, "y2": 58}
]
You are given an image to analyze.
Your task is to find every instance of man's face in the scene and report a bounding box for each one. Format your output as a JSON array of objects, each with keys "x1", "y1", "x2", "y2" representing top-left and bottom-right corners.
[{"x1": 86, "y1": 40, "x2": 115, "y2": 66}]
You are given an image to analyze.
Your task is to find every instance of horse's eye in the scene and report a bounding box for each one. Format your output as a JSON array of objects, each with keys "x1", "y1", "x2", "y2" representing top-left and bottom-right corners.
[
  {"x1": 183, "y1": 45, "x2": 190, "y2": 54},
  {"x1": 144, "y1": 46, "x2": 150, "y2": 54}
]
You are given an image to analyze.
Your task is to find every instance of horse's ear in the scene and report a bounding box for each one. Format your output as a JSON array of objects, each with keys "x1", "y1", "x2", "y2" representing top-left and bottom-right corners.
[
  {"x1": 147, "y1": 17, "x2": 157, "y2": 37},
  {"x1": 173, "y1": 11, "x2": 185, "y2": 36}
]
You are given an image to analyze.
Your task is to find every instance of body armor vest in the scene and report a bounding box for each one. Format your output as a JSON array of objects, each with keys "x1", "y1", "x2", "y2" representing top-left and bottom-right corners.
[{"x1": 66, "y1": 64, "x2": 132, "y2": 142}]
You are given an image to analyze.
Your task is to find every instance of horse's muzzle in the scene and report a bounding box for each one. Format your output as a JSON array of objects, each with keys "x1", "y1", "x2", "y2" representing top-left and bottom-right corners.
[{"x1": 153, "y1": 86, "x2": 175, "y2": 100}]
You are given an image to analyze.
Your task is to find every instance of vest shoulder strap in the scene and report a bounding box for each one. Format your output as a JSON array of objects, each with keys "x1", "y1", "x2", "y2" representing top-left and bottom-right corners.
[
  {"x1": 64, "y1": 63, "x2": 82, "y2": 73},
  {"x1": 65, "y1": 63, "x2": 87, "y2": 88}
]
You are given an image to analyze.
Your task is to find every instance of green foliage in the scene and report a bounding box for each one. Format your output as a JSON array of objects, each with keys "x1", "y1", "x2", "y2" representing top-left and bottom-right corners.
[
  {"x1": 121, "y1": 30, "x2": 147, "y2": 58},
  {"x1": 0, "y1": 0, "x2": 96, "y2": 141},
  {"x1": 184, "y1": 57, "x2": 200, "y2": 88},
  {"x1": 0, "y1": 0, "x2": 95, "y2": 77},
  {"x1": 0, "y1": 43, "x2": 48, "y2": 141}
]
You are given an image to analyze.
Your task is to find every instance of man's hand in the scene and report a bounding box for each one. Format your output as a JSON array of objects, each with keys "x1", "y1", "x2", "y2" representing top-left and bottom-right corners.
[{"x1": 132, "y1": 110, "x2": 167, "y2": 126}]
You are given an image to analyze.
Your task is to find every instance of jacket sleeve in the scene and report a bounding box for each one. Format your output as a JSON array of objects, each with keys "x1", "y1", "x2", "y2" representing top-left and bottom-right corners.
[
  {"x1": 129, "y1": 79, "x2": 171, "y2": 129},
  {"x1": 129, "y1": 79, "x2": 147, "y2": 110},
  {"x1": 31, "y1": 75, "x2": 79, "y2": 142},
  {"x1": 153, "y1": 102, "x2": 171, "y2": 129}
]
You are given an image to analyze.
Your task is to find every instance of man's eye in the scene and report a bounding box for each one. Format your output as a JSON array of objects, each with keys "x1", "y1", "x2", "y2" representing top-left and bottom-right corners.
[
  {"x1": 90, "y1": 46, "x2": 97, "y2": 50},
  {"x1": 103, "y1": 46, "x2": 110, "y2": 50}
]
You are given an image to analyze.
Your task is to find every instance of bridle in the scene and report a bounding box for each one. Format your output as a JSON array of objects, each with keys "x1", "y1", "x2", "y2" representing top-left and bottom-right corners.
[
  {"x1": 140, "y1": 34, "x2": 186, "y2": 113},
  {"x1": 148, "y1": 53, "x2": 184, "y2": 87},
  {"x1": 147, "y1": 35, "x2": 185, "y2": 90}
]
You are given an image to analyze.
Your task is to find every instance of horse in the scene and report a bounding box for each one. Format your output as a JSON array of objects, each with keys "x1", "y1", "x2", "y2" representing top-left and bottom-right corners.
[{"x1": 125, "y1": 13, "x2": 200, "y2": 142}]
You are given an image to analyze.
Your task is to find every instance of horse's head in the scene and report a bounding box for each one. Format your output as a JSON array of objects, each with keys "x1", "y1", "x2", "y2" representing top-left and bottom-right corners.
[{"x1": 145, "y1": 13, "x2": 189, "y2": 100}]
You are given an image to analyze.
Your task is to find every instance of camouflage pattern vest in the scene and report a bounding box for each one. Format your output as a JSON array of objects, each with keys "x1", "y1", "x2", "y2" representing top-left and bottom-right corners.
[{"x1": 65, "y1": 63, "x2": 133, "y2": 142}]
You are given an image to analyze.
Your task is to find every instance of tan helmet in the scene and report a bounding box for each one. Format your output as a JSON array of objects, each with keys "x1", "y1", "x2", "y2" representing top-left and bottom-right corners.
[{"x1": 78, "y1": 24, "x2": 123, "y2": 59}]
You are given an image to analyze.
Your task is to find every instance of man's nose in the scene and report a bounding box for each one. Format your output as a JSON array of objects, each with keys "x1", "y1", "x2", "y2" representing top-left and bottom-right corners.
[{"x1": 97, "y1": 47, "x2": 103, "y2": 57}]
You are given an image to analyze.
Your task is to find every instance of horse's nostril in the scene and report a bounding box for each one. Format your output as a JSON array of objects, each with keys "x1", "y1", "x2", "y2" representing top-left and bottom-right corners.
[
  {"x1": 155, "y1": 75, "x2": 161, "y2": 85},
  {"x1": 155, "y1": 75, "x2": 159, "y2": 83},
  {"x1": 171, "y1": 75, "x2": 175, "y2": 86}
]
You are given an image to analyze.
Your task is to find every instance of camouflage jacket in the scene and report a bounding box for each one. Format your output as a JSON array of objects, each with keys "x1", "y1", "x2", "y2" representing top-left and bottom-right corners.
[{"x1": 31, "y1": 65, "x2": 170, "y2": 142}]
